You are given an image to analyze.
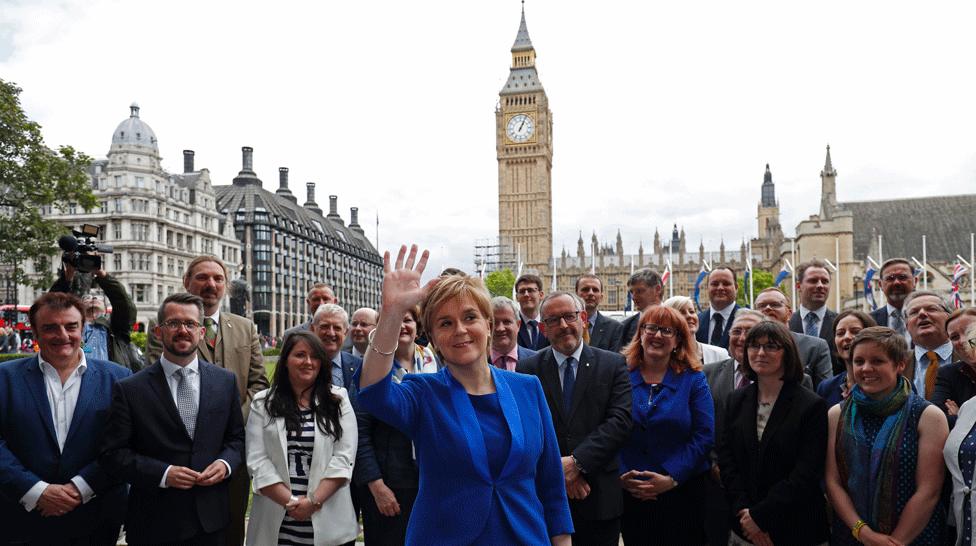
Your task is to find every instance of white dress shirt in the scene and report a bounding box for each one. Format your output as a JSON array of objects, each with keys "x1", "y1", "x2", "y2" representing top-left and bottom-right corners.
[
  {"x1": 707, "y1": 303, "x2": 736, "y2": 341},
  {"x1": 912, "y1": 342, "x2": 954, "y2": 395},
  {"x1": 20, "y1": 355, "x2": 95, "y2": 511},
  {"x1": 158, "y1": 355, "x2": 231, "y2": 487},
  {"x1": 799, "y1": 305, "x2": 827, "y2": 337},
  {"x1": 552, "y1": 343, "x2": 584, "y2": 389}
]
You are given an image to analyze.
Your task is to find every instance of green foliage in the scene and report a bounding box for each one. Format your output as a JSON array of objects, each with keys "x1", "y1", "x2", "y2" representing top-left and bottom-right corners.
[
  {"x1": 737, "y1": 269, "x2": 775, "y2": 306},
  {"x1": 0, "y1": 79, "x2": 96, "y2": 289},
  {"x1": 263, "y1": 347, "x2": 281, "y2": 357},
  {"x1": 484, "y1": 269, "x2": 516, "y2": 298},
  {"x1": 0, "y1": 353, "x2": 27, "y2": 363},
  {"x1": 130, "y1": 331, "x2": 147, "y2": 352}
]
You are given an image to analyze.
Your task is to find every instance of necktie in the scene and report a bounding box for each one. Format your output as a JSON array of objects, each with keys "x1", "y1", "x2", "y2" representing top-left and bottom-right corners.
[
  {"x1": 204, "y1": 317, "x2": 217, "y2": 348},
  {"x1": 495, "y1": 355, "x2": 509, "y2": 370},
  {"x1": 528, "y1": 320, "x2": 538, "y2": 347},
  {"x1": 175, "y1": 368, "x2": 197, "y2": 439},
  {"x1": 924, "y1": 351, "x2": 939, "y2": 399},
  {"x1": 735, "y1": 364, "x2": 751, "y2": 389},
  {"x1": 804, "y1": 313, "x2": 820, "y2": 337},
  {"x1": 890, "y1": 309, "x2": 906, "y2": 338},
  {"x1": 582, "y1": 320, "x2": 591, "y2": 344},
  {"x1": 709, "y1": 313, "x2": 725, "y2": 346},
  {"x1": 562, "y1": 357, "x2": 576, "y2": 411}
]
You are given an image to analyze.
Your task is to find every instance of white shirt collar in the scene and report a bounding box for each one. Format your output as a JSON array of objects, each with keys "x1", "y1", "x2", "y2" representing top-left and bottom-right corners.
[
  {"x1": 914, "y1": 341, "x2": 954, "y2": 363},
  {"x1": 38, "y1": 352, "x2": 88, "y2": 378},
  {"x1": 206, "y1": 310, "x2": 220, "y2": 324},
  {"x1": 160, "y1": 354, "x2": 199, "y2": 377},
  {"x1": 799, "y1": 305, "x2": 827, "y2": 321},
  {"x1": 521, "y1": 312, "x2": 541, "y2": 324},
  {"x1": 886, "y1": 303, "x2": 902, "y2": 316},
  {"x1": 712, "y1": 302, "x2": 735, "y2": 320},
  {"x1": 552, "y1": 342, "x2": 584, "y2": 367}
]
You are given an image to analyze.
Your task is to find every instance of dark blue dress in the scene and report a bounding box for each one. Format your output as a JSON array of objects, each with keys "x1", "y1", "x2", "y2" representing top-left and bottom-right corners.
[{"x1": 469, "y1": 393, "x2": 515, "y2": 545}]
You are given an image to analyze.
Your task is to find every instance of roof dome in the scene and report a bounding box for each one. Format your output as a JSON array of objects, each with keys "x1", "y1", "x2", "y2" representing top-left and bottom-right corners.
[{"x1": 111, "y1": 103, "x2": 158, "y2": 152}]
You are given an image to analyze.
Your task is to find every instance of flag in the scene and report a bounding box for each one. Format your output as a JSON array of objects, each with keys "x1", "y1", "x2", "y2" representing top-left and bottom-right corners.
[
  {"x1": 773, "y1": 264, "x2": 790, "y2": 287},
  {"x1": 512, "y1": 246, "x2": 523, "y2": 300},
  {"x1": 624, "y1": 290, "x2": 633, "y2": 313},
  {"x1": 692, "y1": 265, "x2": 708, "y2": 311},
  {"x1": 863, "y1": 264, "x2": 877, "y2": 311},
  {"x1": 661, "y1": 261, "x2": 671, "y2": 286},
  {"x1": 952, "y1": 263, "x2": 968, "y2": 309},
  {"x1": 913, "y1": 267, "x2": 923, "y2": 282}
]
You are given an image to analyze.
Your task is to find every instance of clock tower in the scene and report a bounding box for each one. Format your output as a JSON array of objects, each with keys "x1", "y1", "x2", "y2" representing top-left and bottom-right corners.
[{"x1": 496, "y1": 6, "x2": 553, "y2": 272}]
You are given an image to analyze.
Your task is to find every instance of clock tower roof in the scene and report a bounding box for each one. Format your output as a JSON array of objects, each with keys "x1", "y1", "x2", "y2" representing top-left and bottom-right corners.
[
  {"x1": 500, "y1": 5, "x2": 544, "y2": 96},
  {"x1": 511, "y1": 4, "x2": 534, "y2": 52}
]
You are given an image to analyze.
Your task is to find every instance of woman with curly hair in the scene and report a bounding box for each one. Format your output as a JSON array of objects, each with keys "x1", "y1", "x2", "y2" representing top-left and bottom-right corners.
[{"x1": 618, "y1": 305, "x2": 714, "y2": 545}]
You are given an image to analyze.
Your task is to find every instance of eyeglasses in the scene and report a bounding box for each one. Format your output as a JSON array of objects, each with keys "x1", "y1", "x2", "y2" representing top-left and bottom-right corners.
[
  {"x1": 969, "y1": 338, "x2": 976, "y2": 349},
  {"x1": 517, "y1": 287, "x2": 540, "y2": 295},
  {"x1": 541, "y1": 312, "x2": 580, "y2": 328},
  {"x1": 640, "y1": 324, "x2": 676, "y2": 338},
  {"x1": 882, "y1": 274, "x2": 912, "y2": 283},
  {"x1": 755, "y1": 301, "x2": 786, "y2": 310},
  {"x1": 906, "y1": 304, "x2": 947, "y2": 318},
  {"x1": 160, "y1": 320, "x2": 201, "y2": 331},
  {"x1": 351, "y1": 321, "x2": 375, "y2": 328},
  {"x1": 747, "y1": 342, "x2": 784, "y2": 352}
]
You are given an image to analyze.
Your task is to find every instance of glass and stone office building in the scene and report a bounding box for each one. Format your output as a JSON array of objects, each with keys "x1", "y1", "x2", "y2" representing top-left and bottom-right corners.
[{"x1": 214, "y1": 147, "x2": 382, "y2": 338}]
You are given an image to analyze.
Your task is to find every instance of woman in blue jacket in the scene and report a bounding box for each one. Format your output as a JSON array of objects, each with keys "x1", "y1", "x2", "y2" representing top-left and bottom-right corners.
[{"x1": 357, "y1": 245, "x2": 573, "y2": 545}]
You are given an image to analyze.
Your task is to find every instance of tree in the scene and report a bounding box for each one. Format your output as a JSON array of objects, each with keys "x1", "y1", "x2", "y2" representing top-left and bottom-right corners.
[
  {"x1": 0, "y1": 79, "x2": 95, "y2": 290},
  {"x1": 737, "y1": 269, "x2": 775, "y2": 306},
  {"x1": 484, "y1": 269, "x2": 516, "y2": 298}
]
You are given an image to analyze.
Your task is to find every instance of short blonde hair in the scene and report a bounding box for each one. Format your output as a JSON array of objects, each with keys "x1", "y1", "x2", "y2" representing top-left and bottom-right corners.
[{"x1": 421, "y1": 275, "x2": 493, "y2": 339}]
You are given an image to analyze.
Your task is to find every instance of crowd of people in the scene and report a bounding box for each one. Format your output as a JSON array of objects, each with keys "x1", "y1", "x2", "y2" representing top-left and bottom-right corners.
[{"x1": 2, "y1": 247, "x2": 976, "y2": 546}]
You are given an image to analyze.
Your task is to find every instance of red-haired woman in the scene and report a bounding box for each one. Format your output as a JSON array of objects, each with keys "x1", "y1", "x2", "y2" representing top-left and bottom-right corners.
[{"x1": 618, "y1": 305, "x2": 714, "y2": 545}]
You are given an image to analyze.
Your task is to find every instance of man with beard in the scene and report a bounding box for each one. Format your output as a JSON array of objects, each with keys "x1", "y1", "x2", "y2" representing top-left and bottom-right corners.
[
  {"x1": 145, "y1": 256, "x2": 266, "y2": 546},
  {"x1": 312, "y1": 303, "x2": 361, "y2": 390},
  {"x1": 0, "y1": 292, "x2": 130, "y2": 545},
  {"x1": 576, "y1": 274, "x2": 622, "y2": 352},
  {"x1": 788, "y1": 260, "x2": 840, "y2": 374},
  {"x1": 695, "y1": 267, "x2": 740, "y2": 350},
  {"x1": 100, "y1": 293, "x2": 244, "y2": 545},
  {"x1": 490, "y1": 296, "x2": 536, "y2": 370},
  {"x1": 347, "y1": 307, "x2": 379, "y2": 358},
  {"x1": 518, "y1": 292, "x2": 632, "y2": 545},
  {"x1": 871, "y1": 258, "x2": 917, "y2": 341},
  {"x1": 903, "y1": 290, "x2": 953, "y2": 399},
  {"x1": 616, "y1": 269, "x2": 663, "y2": 352}
]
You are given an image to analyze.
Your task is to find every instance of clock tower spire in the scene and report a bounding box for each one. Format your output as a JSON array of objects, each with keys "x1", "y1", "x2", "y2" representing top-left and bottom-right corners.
[{"x1": 496, "y1": 4, "x2": 553, "y2": 272}]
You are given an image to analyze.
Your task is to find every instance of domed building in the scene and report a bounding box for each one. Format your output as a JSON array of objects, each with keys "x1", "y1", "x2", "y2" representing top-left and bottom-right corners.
[{"x1": 23, "y1": 103, "x2": 241, "y2": 329}]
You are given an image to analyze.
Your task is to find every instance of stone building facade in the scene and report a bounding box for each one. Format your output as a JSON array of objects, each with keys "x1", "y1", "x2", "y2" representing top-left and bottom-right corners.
[
  {"x1": 21, "y1": 104, "x2": 241, "y2": 329},
  {"x1": 214, "y1": 148, "x2": 382, "y2": 338}
]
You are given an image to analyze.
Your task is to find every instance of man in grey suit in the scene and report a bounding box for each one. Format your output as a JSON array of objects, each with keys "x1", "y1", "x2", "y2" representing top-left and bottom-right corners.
[
  {"x1": 754, "y1": 288, "x2": 832, "y2": 388},
  {"x1": 788, "y1": 259, "x2": 840, "y2": 374},
  {"x1": 576, "y1": 274, "x2": 623, "y2": 352}
]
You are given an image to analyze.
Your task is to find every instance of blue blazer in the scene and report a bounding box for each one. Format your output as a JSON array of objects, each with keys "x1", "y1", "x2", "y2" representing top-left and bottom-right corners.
[
  {"x1": 339, "y1": 351, "x2": 362, "y2": 390},
  {"x1": 0, "y1": 356, "x2": 130, "y2": 543},
  {"x1": 696, "y1": 305, "x2": 740, "y2": 349},
  {"x1": 357, "y1": 366, "x2": 573, "y2": 544}
]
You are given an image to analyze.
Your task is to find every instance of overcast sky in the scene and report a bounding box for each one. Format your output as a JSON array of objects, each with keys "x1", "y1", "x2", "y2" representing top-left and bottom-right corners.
[{"x1": 3, "y1": 0, "x2": 975, "y2": 275}]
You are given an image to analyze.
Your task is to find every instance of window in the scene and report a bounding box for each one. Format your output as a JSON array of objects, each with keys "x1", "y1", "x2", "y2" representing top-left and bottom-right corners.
[
  {"x1": 67, "y1": 202, "x2": 77, "y2": 214},
  {"x1": 135, "y1": 176, "x2": 145, "y2": 189},
  {"x1": 114, "y1": 199, "x2": 122, "y2": 212},
  {"x1": 157, "y1": 256, "x2": 163, "y2": 272},
  {"x1": 112, "y1": 222, "x2": 122, "y2": 239},
  {"x1": 99, "y1": 201, "x2": 108, "y2": 214},
  {"x1": 132, "y1": 284, "x2": 149, "y2": 303},
  {"x1": 157, "y1": 285, "x2": 163, "y2": 304},
  {"x1": 113, "y1": 254, "x2": 122, "y2": 270},
  {"x1": 132, "y1": 222, "x2": 149, "y2": 241},
  {"x1": 132, "y1": 199, "x2": 148, "y2": 213},
  {"x1": 114, "y1": 175, "x2": 122, "y2": 188}
]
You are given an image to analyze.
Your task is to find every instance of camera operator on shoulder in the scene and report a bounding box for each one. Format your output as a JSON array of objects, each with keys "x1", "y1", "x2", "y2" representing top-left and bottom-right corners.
[{"x1": 50, "y1": 262, "x2": 144, "y2": 372}]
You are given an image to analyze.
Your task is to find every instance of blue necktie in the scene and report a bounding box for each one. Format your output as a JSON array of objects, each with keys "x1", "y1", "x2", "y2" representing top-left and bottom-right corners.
[
  {"x1": 562, "y1": 357, "x2": 576, "y2": 411},
  {"x1": 709, "y1": 313, "x2": 724, "y2": 346},
  {"x1": 804, "y1": 313, "x2": 819, "y2": 337},
  {"x1": 528, "y1": 320, "x2": 538, "y2": 347}
]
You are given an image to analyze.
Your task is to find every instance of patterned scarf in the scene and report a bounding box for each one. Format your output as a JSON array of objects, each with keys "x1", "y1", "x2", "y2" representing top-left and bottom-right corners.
[{"x1": 835, "y1": 376, "x2": 912, "y2": 535}]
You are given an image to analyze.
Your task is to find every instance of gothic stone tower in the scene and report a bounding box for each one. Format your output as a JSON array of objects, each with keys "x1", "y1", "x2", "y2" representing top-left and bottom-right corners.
[
  {"x1": 496, "y1": 7, "x2": 553, "y2": 272},
  {"x1": 754, "y1": 163, "x2": 784, "y2": 263}
]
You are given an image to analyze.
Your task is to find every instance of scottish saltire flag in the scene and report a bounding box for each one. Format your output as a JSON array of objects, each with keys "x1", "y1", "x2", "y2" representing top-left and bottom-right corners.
[
  {"x1": 952, "y1": 263, "x2": 968, "y2": 309},
  {"x1": 863, "y1": 265, "x2": 878, "y2": 311},
  {"x1": 692, "y1": 265, "x2": 708, "y2": 311},
  {"x1": 774, "y1": 264, "x2": 790, "y2": 287}
]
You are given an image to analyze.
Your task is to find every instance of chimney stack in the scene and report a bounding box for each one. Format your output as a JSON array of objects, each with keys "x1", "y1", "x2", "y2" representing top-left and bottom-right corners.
[
  {"x1": 329, "y1": 195, "x2": 339, "y2": 216},
  {"x1": 279, "y1": 167, "x2": 289, "y2": 189},
  {"x1": 350, "y1": 207, "x2": 359, "y2": 226},
  {"x1": 306, "y1": 182, "x2": 316, "y2": 204},
  {"x1": 232, "y1": 146, "x2": 263, "y2": 187},
  {"x1": 183, "y1": 150, "x2": 195, "y2": 173},
  {"x1": 242, "y1": 146, "x2": 254, "y2": 172}
]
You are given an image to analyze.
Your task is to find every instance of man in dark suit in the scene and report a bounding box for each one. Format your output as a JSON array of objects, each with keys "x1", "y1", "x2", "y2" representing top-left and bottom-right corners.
[
  {"x1": 146, "y1": 256, "x2": 267, "y2": 546},
  {"x1": 616, "y1": 268, "x2": 663, "y2": 351},
  {"x1": 695, "y1": 267, "x2": 740, "y2": 350},
  {"x1": 490, "y1": 296, "x2": 536, "y2": 370},
  {"x1": 870, "y1": 258, "x2": 917, "y2": 341},
  {"x1": 515, "y1": 273, "x2": 550, "y2": 351},
  {"x1": 0, "y1": 292, "x2": 130, "y2": 545},
  {"x1": 754, "y1": 288, "x2": 832, "y2": 388},
  {"x1": 101, "y1": 293, "x2": 245, "y2": 546},
  {"x1": 788, "y1": 259, "x2": 840, "y2": 374},
  {"x1": 282, "y1": 282, "x2": 338, "y2": 342},
  {"x1": 576, "y1": 274, "x2": 623, "y2": 351},
  {"x1": 312, "y1": 303, "x2": 362, "y2": 389},
  {"x1": 518, "y1": 291, "x2": 632, "y2": 545}
]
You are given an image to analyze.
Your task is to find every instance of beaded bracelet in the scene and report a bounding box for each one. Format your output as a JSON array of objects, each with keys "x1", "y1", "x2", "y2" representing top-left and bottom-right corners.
[
  {"x1": 368, "y1": 329, "x2": 397, "y2": 356},
  {"x1": 851, "y1": 519, "x2": 867, "y2": 541}
]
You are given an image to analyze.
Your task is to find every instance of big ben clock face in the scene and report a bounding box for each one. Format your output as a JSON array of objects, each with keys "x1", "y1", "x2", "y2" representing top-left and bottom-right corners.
[{"x1": 506, "y1": 113, "x2": 535, "y2": 143}]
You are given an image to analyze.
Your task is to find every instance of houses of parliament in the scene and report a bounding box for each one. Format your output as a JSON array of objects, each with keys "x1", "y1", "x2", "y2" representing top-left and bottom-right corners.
[{"x1": 487, "y1": 7, "x2": 976, "y2": 312}]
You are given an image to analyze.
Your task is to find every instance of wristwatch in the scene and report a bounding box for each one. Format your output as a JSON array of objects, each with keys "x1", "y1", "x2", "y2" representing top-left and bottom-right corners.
[
  {"x1": 571, "y1": 454, "x2": 586, "y2": 474},
  {"x1": 307, "y1": 491, "x2": 323, "y2": 509}
]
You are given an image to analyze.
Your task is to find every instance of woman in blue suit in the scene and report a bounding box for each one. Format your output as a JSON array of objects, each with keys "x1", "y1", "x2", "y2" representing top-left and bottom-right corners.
[{"x1": 357, "y1": 245, "x2": 573, "y2": 545}]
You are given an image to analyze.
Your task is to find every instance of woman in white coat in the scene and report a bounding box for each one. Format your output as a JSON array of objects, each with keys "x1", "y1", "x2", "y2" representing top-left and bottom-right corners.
[
  {"x1": 246, "y1": 331, "x2": 358, "y2": 546},
  {"x1": 944, "y1": 321, "x2": 976, "y2": 546},
  {"x1": 664, "y1": 296, "x2": 730, "y2": 365}
]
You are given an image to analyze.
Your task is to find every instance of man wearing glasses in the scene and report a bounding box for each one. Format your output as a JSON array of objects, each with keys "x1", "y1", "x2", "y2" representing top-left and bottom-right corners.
[
  {"x1": 515, "y1": 274, "x2": 550, "y2": 351},
  {"x1": 101, "y1": 292, "x2": 244, "y2": 546},
  {"x1": 517, "y1": 291, "x2": 632, "y2": 545},
  {"x1": 347, "y1": 307, "x2": 379, "y2": 358},
  {"x1": 871, "y1": 258, "x2": 917, "y2": 341},
  {"x1": 752, "y1": 288, "x2": 832, "y2": 389}
]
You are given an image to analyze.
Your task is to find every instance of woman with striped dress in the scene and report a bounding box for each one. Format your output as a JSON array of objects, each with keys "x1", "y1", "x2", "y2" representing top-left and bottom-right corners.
[{"x1": 245, "y1": 331, "x2": 359, "y2": 546}]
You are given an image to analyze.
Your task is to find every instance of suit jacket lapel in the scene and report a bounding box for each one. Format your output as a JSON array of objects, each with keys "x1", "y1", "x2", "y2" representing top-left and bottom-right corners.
[
  {"x1": 759, "y1": 383, "x2": 794, "y2": 451},
  {"x1": 445, "y1": 369, "x2": 490, "y2": 482},
  {"x1": 789, "y1": 312, "x2": 802, "y2": 332},
  {"x1": 567, "y1": 345, "x2": 595, "y2": 421},
  {"x1": 742, "y1": 385, "x2": 761, "y2": 452},
  {"x1": 22, "y1": 358, "x2": 58, "y2": 446},
  {"x1": 148, "y1": 362, "x2": 192, "y2": 441},
  {"x1": 492, "y1": 368, "x2": 525, "y2": 479},
  {"x1": 537, "y1": 350, "x2": 564, "y2": 426}
]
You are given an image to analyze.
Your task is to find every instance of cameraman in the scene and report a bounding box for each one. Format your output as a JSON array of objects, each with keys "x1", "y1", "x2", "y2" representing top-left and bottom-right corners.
[{"x1": 50, "y1": 263, "x2": 144, "y2": 371}]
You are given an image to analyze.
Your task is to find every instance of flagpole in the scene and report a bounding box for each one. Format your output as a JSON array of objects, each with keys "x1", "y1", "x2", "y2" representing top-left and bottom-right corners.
[
  {"x1": 748, "y1": 241, "x2": 754, "y2": 307},
  {"x1": 835, "y1": 237, "x2": 841, "y2": 311},
  {"x1": 971, "y1": 233, "x2": 975, "y2": 307},
  {"x1": 668, "y1": 241, "x2": 673, "y2": 297},
  {"x1": 668, "y1": 260, "x2": 674, "y2": 299},
  {"x1": 791, "y1": 238, "x2": 797, "y2": 310},
  {"x1": 922, "y1": 235, "x2": 928, "y2": 290}
]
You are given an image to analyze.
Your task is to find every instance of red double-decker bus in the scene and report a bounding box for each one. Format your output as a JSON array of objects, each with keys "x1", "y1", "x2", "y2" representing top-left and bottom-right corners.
[{"x1": 0, "y1": 305, "x2": 30, "y2": 331}]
